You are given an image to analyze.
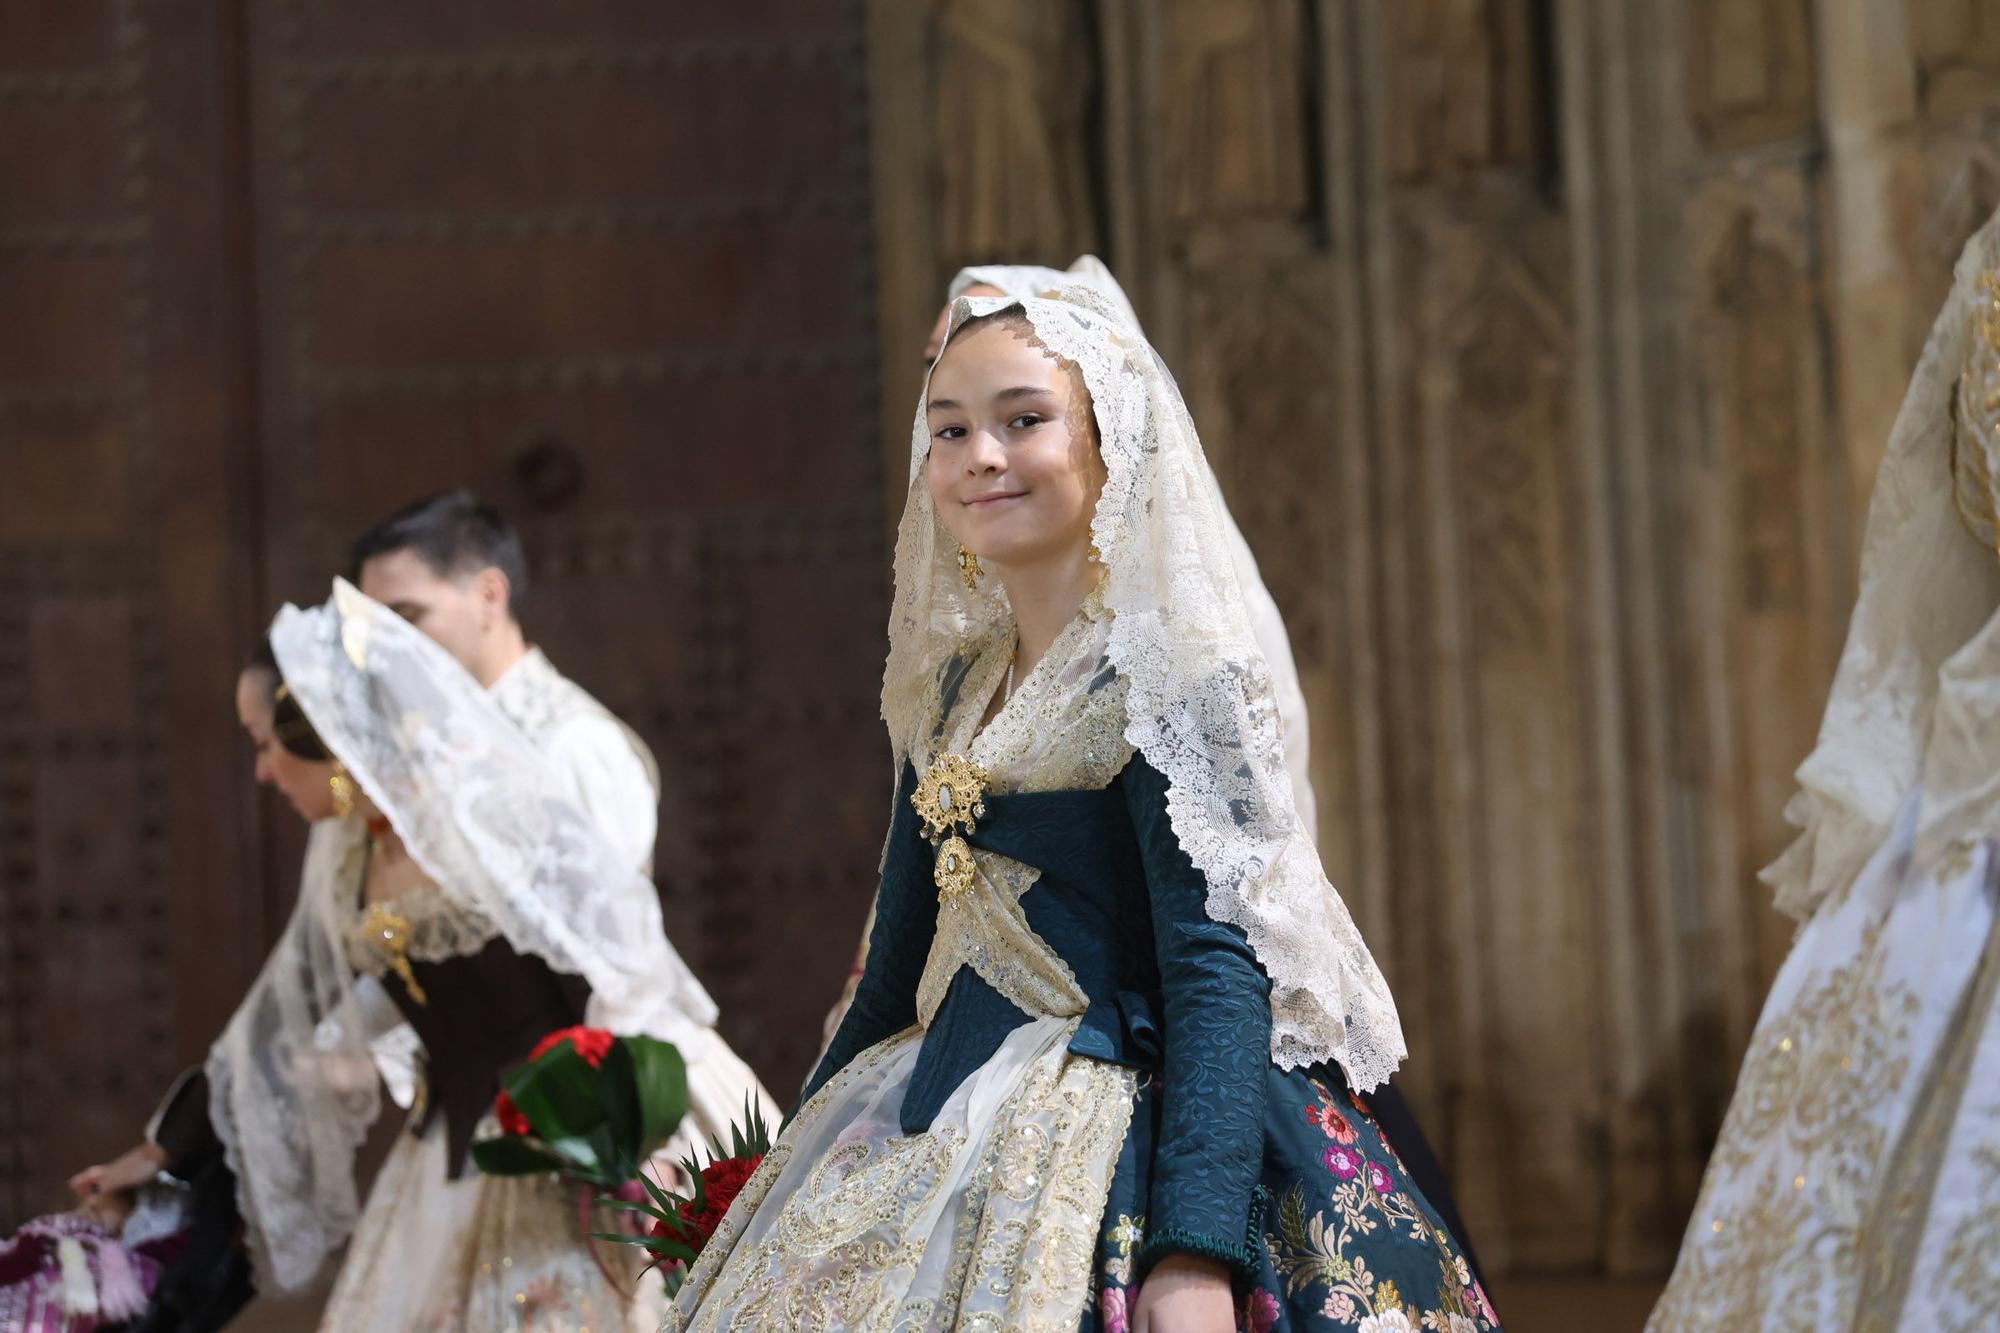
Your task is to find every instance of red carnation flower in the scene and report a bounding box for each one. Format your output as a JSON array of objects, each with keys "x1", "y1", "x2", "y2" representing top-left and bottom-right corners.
[
  {"x1": 492, "y1": 1027, "x2": 616, "y2": 1137},
  {"x1": 529, "y1": 1025, "x2": 615, "y2": 1068},
  {"x1": 495, "y1": 1089, "x2": 532, "y2": 1137},
  {"x1": 654, "y1": 1154, "x2": 764, "y2": 1249}
]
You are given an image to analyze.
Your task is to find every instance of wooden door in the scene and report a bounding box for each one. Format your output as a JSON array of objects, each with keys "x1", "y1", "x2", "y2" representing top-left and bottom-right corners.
[{"x1": 1, "y1": 0, "x2": 885, "y2": 1223}]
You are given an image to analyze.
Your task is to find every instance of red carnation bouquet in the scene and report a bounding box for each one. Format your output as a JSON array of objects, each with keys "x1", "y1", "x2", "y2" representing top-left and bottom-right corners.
[
  {"x1": 492, "y1": 1025, "x2": 617, "y2": 1137},
  {"x1": 470, "y1": 1024, "x2": 693, "y2": 1289},
  {"x1": 608, "y1": 1099, "x2": 773, "y2": 1295},
  {"x1": 471, "y1": 1026, "x2": 688, "y2": 1190}
]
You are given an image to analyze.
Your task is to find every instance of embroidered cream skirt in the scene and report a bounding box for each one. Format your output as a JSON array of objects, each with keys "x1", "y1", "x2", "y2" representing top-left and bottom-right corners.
[
  {"x1": 317, "y1": 1117, "x2": 661, "y2": 1332},
  {"x1": 666, "y1": 1015, "x2": 1137, "y2": 1332},
  {"x1": 1652, "y1": 790, "x2": 2000, "y2": 1329}
]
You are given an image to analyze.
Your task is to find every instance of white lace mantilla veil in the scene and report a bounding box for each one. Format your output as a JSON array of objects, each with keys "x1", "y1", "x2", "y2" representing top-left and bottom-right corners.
[
  {"x1": 1763, "y1": 206, "x2": 2000, "y2": 921},
  {"x1": 889, "y1": 287, "x2": 1405, "y2": 1089},
  {"x1": 950, "y1": 256, "x2": 1320, "y2": 836},
  {"x1": 208, "y1": 580, "x2": 722, "y2": 1291}
]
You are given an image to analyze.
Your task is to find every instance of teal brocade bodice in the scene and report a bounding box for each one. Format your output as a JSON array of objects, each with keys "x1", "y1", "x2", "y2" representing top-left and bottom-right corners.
[{"x1": 805, "y1": 752, "x2": 1273, "y2": 1278}]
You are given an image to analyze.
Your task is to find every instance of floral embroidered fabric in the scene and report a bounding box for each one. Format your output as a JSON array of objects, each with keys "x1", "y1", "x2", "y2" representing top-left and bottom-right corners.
[
  {"x1": 1089, "y1": 1072, "x2": 1500, "y2": 1333},
  {"x1": 320, "y1": 1118, "x2": 660, "y2": 1332},
  {"x1": 1651, "y1": 796, "x2": 2000, "y2": 1329}
]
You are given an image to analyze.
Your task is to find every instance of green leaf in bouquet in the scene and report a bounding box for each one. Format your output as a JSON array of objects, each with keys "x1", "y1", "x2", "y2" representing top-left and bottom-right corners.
[
  {"x1": 584, "y1": 1124, "x2": 628, "y2": 1188},
  {"x1": 597, "y1": 1038, "x2": 642, "y2": 1166},
  {"x1": 591, "y1": 1231, "x2": 697, "y2": 1264},
  {"x1": 681, "y1": 1092, "x2": 774, "y2": 1184},
  {"x1": 543, "y1": 1134, "x2": 606, "y2": 1175},
  {"x1": 636, "y1": 1167, "x2": 683, "y2": 1216},
  {"x1": 598, "y1": 1195, "x2": 676, "y2": 1225},
  {"x1": 622, "y1": 1035, "x2": 689, "y2": 1156},
  {"x1": 469, "y1": 1136, "x2": 570, "y2": 1177},
  {"x1": 672, "y1": 1149, "x2": 712, "y2": 1213},
  {"x1": 505, "y1": 1042, "x2": 608, "y2": 1142},
  {"x1": 706, "y1": 1092, "x2": 774, "y2": 1166}
]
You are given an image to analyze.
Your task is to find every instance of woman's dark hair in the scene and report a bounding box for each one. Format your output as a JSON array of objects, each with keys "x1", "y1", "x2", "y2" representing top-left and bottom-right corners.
[
  {"x1": 347, "y1": 489, "x2": 529, "y2": 611},
  {"x1": 247, "y1": 639, "x2": 332, "y2": 762}
]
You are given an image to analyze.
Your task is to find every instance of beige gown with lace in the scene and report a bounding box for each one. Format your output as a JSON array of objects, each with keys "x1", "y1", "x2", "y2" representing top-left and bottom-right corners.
[{"x1": 1649, "y1": 263, "x2": 2000, "y2": 1332}]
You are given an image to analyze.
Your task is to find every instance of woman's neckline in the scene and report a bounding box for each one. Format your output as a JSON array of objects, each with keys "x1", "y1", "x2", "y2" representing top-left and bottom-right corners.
[
  {"x1": 959, "y1": 586, "x2": 1108, "y2": 752},
  {"x1": 354, "y1": 831, "x2": 438, "y2": 912}
]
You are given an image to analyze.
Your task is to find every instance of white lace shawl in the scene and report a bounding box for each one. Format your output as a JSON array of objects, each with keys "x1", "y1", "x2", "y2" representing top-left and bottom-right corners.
[
  {"x1": 207, "y1": 581, "x2": 719, "y2": 1289},
  {"x1": 886, "y1": 287, "x2": 1404, "y2": 1089},
  {"x1": 948, "y1": 256, "x2": 1319, "y2": 836},
  {"x1": 950, "y1": 256, "x2": 1143, "y2": 327},
  {"x1": 1764, "y1": 206, "x2": 2000, "y2": 920}
]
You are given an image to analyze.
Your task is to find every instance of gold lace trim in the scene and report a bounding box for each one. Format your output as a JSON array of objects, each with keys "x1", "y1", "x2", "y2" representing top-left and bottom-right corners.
[{"x1": 1939, "y1": 1143, "x2": 2000, "y2": 1318}]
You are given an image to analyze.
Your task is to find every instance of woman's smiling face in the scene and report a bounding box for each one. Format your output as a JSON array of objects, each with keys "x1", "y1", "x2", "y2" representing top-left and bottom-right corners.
[{"x1": 924, "y1": 316, "x2": 1102, "y2": 574}]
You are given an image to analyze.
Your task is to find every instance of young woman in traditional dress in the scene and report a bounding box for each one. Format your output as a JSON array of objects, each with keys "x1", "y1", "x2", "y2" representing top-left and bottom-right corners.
[
  {"x1": 67, "y1": 586, "x2": 767, "y2": 1332},
  {"x1": 671, "y1": 285, "x2": 1496, "y2": 1331}
]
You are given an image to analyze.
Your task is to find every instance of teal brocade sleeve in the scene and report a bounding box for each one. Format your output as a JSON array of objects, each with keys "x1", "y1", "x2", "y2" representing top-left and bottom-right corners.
[
  {"x1": 800, "y1": 763, "x2": 939, "y2": 1109},
  {"x1": 1122, "y1": 756, "x2": 1272, "y2": 1280}
]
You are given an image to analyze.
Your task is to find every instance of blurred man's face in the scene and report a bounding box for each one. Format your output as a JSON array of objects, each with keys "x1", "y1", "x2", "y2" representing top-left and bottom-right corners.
[{"x1": 357, "y1": 548, "x2": 495, "y2": 677}]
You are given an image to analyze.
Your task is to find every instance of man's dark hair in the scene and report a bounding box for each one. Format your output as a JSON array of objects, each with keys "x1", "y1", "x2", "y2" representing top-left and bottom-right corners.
[{"x1": 347, "y1": 490, "x2": 529, "y2": 609}]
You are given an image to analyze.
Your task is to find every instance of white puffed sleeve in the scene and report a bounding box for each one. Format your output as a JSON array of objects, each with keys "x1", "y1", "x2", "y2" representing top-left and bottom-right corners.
[{"x1": 541, "y1": 713, "x2": 660, "y2": 877}]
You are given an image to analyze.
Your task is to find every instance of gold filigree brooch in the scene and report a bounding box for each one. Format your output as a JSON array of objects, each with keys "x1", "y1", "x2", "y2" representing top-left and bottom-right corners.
[
  {"x1": 912, "y1": 753, "x2": 988, "y2": 844},
  {"x1": 913, "y1": 754, "x2": 989, "y2": 902},
  {"x1": 360, "y1": 901, "x2": 428, "y2": 1005},
  {"x1": 934, "y1": 834, "x2": 977, "y2": 902}
]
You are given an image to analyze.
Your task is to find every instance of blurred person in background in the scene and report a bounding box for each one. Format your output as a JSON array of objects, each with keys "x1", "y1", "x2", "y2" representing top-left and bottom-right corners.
[{"x1": 1651, "y1": 204, "x2": 2000, "y2": 1329}]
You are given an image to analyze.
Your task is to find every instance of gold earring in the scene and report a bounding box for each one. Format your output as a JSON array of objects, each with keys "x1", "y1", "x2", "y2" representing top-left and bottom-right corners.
[
  {"x1": 329, "y1": 761, "x2": 356, "y2": 820},
  {"x1": 957, "y1": 544, "x2": 984, "y2": 591}
]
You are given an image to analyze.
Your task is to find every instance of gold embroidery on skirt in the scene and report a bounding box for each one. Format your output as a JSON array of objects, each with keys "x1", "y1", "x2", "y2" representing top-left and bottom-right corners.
[
  {"x1": 1854, "y1": 895, "x2": 2000, "y2": 1327},
  {"x1": 1940, "y1": 1143, "x2": 2000, "y2": 1316},
  {"x1": 924, "y1": 1051, "x2": 1135, "y2": 1332},
  {"x1": 1653, "y1": 922, "x2": 1920, "y2": 1328},
  {"x1": 667, "y1": 1029, "x2": 1135, "y2": 1333}
]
